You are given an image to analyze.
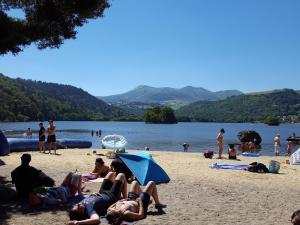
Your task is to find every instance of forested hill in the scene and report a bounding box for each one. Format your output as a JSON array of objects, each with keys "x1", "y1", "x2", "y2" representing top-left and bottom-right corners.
[
  {"x1": 0, "y1": 74, "x2": 123, "y2": 121},
  {"x1": 176, "y1": 89, "x2": 300, "y2": 123}
]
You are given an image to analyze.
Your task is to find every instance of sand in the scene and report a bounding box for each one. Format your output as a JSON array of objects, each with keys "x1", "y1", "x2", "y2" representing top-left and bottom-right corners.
[{"x1": 1, "y1": 149, "x2": 300, "y2": 225}]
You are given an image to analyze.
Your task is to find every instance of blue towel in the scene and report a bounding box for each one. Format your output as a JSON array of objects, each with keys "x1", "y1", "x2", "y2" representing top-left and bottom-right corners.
[{"x1": 210, "y1": 163, "x2": 249, "y2": 170}]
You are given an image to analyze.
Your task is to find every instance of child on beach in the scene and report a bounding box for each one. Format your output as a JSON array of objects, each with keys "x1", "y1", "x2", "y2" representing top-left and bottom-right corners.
[
  {"x1": 248, "y1": 141, "x2": 255, "y2": 153},
  {"x1": 228, "y1": 144, "x2": 237, "y2": 160},
  {"x1": 274, "y1": 134, "x2": 281, "y2": 156}
]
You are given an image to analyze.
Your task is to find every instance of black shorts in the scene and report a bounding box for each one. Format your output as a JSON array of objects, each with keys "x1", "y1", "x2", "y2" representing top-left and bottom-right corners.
[
  {"x1": 39, "y1": 135, "x2": 46, "y2": 142},
  {"x1": 47, "y1": 135, "x2": 56, "y2": 143},
  {"x1": 99, "y1": 179, "x2": 123, "y2": 201},
  {"x1": 128, "y1": 192, "x2": 151, "y2": 218}
]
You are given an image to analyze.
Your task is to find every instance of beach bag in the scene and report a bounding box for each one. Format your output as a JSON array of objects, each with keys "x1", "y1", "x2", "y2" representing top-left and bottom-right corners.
[
  {"x1": 248, "y1": 162, "x2": 269, "y2": 173},
  {"x1": 204, "y1": 150, "x2": 214, "y2": 159},
  {"x1": 268, "y1": 160, "x2": 280, "y2": 173}
]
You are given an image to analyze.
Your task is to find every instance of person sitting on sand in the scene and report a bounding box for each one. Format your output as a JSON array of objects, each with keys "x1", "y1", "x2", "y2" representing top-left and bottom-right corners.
[
  {"x1": 291, "y1": 210, "x2": 300, "y2": 225},
  {"x1": 11, "y1": 153, "x2": 55, "y2": 199},
  {"x1": 110, "y1": 158, "x2": 133, "y2": 182},
  {"x1": 92, "y1": 158, "x2": 110, "y2": 178},
  {"x1": 248, "y1": 140, "x2": 255, "y2": 153},
  {"x1": 29, "y1": 172, "x2": 83, "y2": 206},
  {"x1": 82, "y1": 158, "x2": 110, "y2": 182},
  {"x1": 106, "y1": 180, "x2": 166, "y2": 225},
  {"x1": 228, "y1": 144, "x2": 237, "y2": 160},
  {"x1": 67, "y1": 172, "x2": 127, "y2": 225}
]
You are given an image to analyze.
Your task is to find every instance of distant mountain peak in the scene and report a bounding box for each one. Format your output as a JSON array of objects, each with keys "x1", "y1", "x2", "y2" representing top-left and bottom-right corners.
[{"x1": 99, "y1": 85, "x2": 243, "y2": 104}]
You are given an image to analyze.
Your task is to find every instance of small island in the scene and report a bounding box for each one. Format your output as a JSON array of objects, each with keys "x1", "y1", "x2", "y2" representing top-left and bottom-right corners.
[
  {"x1": 144, "y1": 106, "x2": 177, "y2": 124},
  {"x1": 263, "y1": 116, "x2": 281, "y2": 126}
]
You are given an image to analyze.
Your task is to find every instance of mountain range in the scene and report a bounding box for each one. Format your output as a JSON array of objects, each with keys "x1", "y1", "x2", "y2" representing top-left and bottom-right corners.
[{"x1": 99, "y1": 85, "x2": 243, "y2": 104}]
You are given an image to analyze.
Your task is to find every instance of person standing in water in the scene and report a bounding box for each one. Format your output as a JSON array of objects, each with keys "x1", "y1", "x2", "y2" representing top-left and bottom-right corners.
[
  {"x1": 217, "y1": 128, "x2": 225, "y2": 159},
  {"x1": 274, "y1": 134, "x2": 281, "y2": 156},
  {"x1": 26, "y1": 128, "x2": 33, "y2": 138},
  {"x1": 38, "y1": 122, "x2": 46, "y2": 153},
  {"x1": 47, "y1": 120, "x2": 57, "y2": 155}
]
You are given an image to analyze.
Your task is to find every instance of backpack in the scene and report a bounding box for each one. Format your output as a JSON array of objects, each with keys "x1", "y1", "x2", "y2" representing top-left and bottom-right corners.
[{"x1": 204, "y1": 150, "x2": 214, "y2": 159}]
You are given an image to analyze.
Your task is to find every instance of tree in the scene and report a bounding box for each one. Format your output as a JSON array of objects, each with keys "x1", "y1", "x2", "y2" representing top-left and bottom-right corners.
[
  {"x1": 263, "y1": 117, "x2": 280, "y2": 126},
  {"x1": 144, "y1": 107, "x2": 177, "y2": 124},
  {"x1": 0, "y1": 0, "x2": 110, "y2": 55}
]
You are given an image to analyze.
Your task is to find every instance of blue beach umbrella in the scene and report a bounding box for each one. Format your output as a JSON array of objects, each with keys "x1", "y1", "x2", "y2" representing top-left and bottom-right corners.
[{"x1": 118, "y1": 152, "x2": 170, "y2": 185}]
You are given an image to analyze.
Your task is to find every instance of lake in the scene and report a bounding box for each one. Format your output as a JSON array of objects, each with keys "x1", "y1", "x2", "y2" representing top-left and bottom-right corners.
[{"x1": 1, "y1": 121, "x2": 299, "y2": 156}]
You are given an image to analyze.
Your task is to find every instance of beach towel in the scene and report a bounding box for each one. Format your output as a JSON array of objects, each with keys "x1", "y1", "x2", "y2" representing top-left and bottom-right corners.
[
  {"x1": 210, "y1": 163, "x2": 249, "y2": 170},
  {"x1": 100, "y1": 217, "x2": 137, "y2": 225}
]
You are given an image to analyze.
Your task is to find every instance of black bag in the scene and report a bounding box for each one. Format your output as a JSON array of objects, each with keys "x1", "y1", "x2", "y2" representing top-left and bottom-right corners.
[
  {"x1": 248, "y1": 162, "x2": 269, "y2": 173},
  {"x1": 204, "y1": 150, "x2": 214, "y2": 159}
]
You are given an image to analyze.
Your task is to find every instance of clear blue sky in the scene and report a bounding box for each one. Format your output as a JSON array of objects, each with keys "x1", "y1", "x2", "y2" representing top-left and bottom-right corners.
[{"x1": 0, "y1": 0, "x2": 299, "y2": 96}]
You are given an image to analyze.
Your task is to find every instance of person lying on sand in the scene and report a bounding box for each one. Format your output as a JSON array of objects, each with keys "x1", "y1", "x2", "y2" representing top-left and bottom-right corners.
[
  {"x1": 92, "y1": 158, "x2": 110, "y2": 178},
  {"x1": 67, "y1": 172, "x2": 127, "y2": 225},
  {"x1": 292, "y1": 210, "x2": 300, "y2": 225},
  {"x1": 106, "y1": 180, "x2": 166, "y2": 225},
  {"x1": 29, "y1": 172, "x2": 82, "y2": 206},
  {"x1": 82, "y1": 158, "x2": 110, "y2": 182}
]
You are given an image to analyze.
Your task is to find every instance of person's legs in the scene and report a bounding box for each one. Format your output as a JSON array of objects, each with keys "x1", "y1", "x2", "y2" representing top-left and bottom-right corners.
[
  {"x1": 110, "y1": 173, "x2": 127, "y2": 199},
  {"x1": 143, "y1": 181, "x2": 161, "y2": 205},
  {"x1": 39, "y1": 141, "x2": 42, "y2": 153},
  {"x1": 48, "y1": 142, "x2": 52, "y2": 154},
  {"x1": 61, "y1": 172, "x2": 73, "y2": 186},
  {"x1": 218, "y1": 143, "x2": 223, "y2": 159},
  {"x1": 41, "y1": 141, "x2": 45, "y2": 153},
  {"x1": 70, "y1": 174, "x2": 82, "y2": 195},
  {"x1": 53, "y1": 138, "x2": 56, "y2": 154},
  {"x1": 129, "y1": 180, "x2": 142, "y2": 195},
  {"x1": 99, "y1": 172, "x2": 115, "y2": 193}
]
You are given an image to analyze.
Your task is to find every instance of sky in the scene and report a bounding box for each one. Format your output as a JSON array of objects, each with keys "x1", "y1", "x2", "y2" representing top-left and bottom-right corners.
[{"x1": 0, "y1": 0, "x2": 300, "y2": 96}]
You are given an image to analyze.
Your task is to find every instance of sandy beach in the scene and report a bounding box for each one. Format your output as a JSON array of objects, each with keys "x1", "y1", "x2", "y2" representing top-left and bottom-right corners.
[{"x1": 1, "y1": 149, "x2": 299, "y2": 225}]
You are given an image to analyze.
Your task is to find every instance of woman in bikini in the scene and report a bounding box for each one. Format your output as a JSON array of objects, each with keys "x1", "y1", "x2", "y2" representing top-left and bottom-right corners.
[
  {"x1": 106, "y1": 180, "x2": 166, "y2": 225},
  {"x1": 92, "y1": 158, "x2": 110, "y2": 178},
  {"x1": 217, "y1": 128, "x2": 225, "y2": 159}
]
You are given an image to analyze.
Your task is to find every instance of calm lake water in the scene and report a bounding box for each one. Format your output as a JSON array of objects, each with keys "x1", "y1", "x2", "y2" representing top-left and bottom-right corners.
[{"x1": 1, "y1": 121, "x2": 299, "y2": 156}]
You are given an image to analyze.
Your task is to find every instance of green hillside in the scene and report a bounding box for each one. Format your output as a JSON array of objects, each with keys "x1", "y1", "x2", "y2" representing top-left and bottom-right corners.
[
  {"x1": 176, "y1": 89, "x2": 300, "y2": 123},
  {"x1": 0, "y1": 74, "x2": 123, "y2": 122}
]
